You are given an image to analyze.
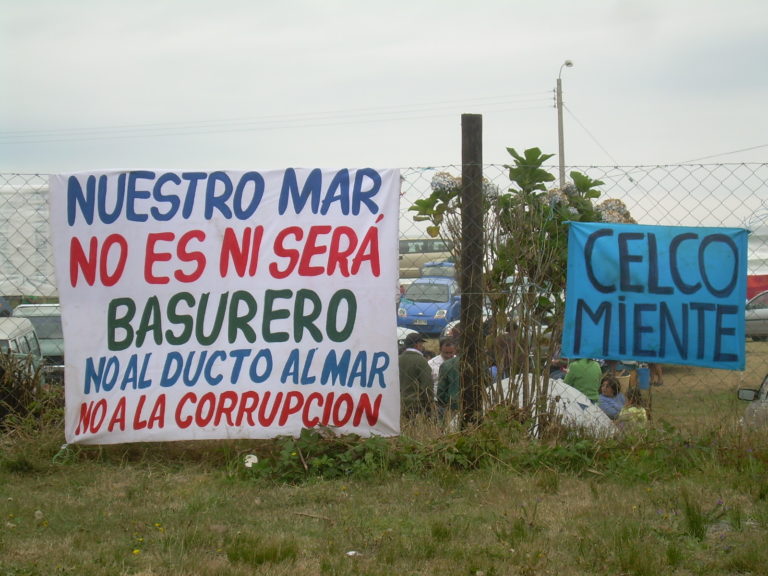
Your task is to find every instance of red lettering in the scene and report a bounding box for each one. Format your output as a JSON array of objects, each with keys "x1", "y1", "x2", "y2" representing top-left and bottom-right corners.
[
  {"x1": 133, "y1": 395, "x2": 148, "y2": 430},
  {"x1": 220, "y1": 226, "x2": 264, "y2": 277},
  {"x1": 353, "y1": 393, "x2": 382, "y2": 426},
  {"x1": 257, "y1": 391, "x2": 282, "y2": 426},
  {"x1": 353, "y1": 225, "x2": 380, "y2": 276},
  {"x1": 170, "y1": 390, "x2": 381, "y2": 432},
  {"x1": 70, "y1": 237, "x2": 97, "y2": 286},
  {"x1": 148, "y1": 394, "x2": 166, "y2": 429},
  {"x1": 278, "y1": 391, "x2": 305, "y2": 426},
  {"x1": 107, "y1": 397, "x2": 127, "y2": 432},
  {"x1": 269, "y1": 225, "x2": 379, "y2": 278},
  {"x1": 145, "y1": 232, "x2": 174, "y2": 284},
  {"x1": 327, "y1": 226, "x2": 357, "y2": 276},
  {"x1": 303, "y1": 392, "x2": 324, "y2": 427},
  {"x1": 332, "y1": 393, "x2": 354, "y2": 426},
  {"x1": 175, "y1": 230, "x2": 206, "y2": 283},
  {"x1": 298, "y1": 225, "x2": 331, "y2": 275},
  {"x1": 214, "y1": 391, "x2": 239, "y2": 426},
  {"x1": 321, "y1": 392, "x2": 334, "y2": 425},
  {"x1": 235, "y1": 391, "x2": 260, "y2": 426},
  {"x1": 69, "y1": 234, "x2": 128, "y2": 287},
  {"x1": 75, "y1": 399, "x2": 108, "y2": 435},
  {"x1": 175, "y1": 392, "x2": 195, "y2": 428},
  {"x1": 270, "y1": 227, "x2": 302, "y2": 279},
  {"x1": 196, "y1": 392, "x2": 217, "y2": 426}
]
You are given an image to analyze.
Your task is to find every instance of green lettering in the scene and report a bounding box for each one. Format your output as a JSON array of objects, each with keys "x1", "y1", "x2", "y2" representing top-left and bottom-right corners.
[
  {"x1": 294, "y1": 289, "x2": 323, "y2": 342},
  {"x1": 165, "y1": 292, "x2": 195, "y2": 345},
  {"x1": 136, "y1": 296, "x2": 162, "y2": 347},
  {"x1": 195, "y1": 292, "x2": 228, "y2": 346},
  {"x1": 228, "y1": 290, "x2": 259, "y2": 343},
  {"x1": 326, "y1": 289, "x2": 356, "y2": 342},
  {"x1": 108, "y1": 297, "x2": 136, "y2": 351},
  {"x1": 263, "y1": 289, "x2": 291, "y2": 342}
]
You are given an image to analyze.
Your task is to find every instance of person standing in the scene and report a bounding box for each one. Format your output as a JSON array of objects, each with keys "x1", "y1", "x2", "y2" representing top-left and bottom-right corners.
[
  {"x1": 428, "y1": 336, "x2": 457, "y2": 394},
  {"x1": 436, "y1": 352, "x2": 461, "y2": 418},
  {"x1": 564, "y1": 357, "x2": 602, "y2": 403},
  {"x1": 649, "y1": 362, "x2": 664, "y2": 386},
  {"x1": 398, "y1": 332, "x2": 434, "y2": 418}
]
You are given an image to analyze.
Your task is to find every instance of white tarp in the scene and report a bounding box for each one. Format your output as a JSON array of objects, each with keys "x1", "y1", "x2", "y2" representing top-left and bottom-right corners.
[
  {"x1": 498, "y1": 375, "x2": 616, "y2": 436},
  {"x1": 0, "y1": 186, "x2": 57, "y2": 297},
  {"x1": 49, "y1": 168, "x2": 401, "y2": 444}
]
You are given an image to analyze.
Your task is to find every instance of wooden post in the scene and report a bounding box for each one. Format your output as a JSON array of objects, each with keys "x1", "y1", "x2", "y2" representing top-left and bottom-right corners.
[{"x1": 459, "y1": 114, "x2": 485, "y2": 427}]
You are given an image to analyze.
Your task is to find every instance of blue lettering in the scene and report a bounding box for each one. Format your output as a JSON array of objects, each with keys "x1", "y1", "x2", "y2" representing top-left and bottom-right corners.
[
  {"x1": 126, "y1": 171, "x2": 154, "y2": 222},
  {"x1": 279, "y1": 168, "x2": 323, "y2": 215},
  {"x1": 233, "y1": 172, "x2": 265, "y2": 219}
]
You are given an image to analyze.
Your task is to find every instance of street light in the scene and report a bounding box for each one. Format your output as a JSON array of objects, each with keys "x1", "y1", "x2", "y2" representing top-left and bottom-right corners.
[{"x1": 556, "y1": 59, "x2": 574, "y2": 189}]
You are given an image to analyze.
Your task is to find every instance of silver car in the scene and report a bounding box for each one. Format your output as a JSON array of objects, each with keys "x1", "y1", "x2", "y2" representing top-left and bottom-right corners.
[
  {"x1": 745, "y1": 290, "x2": 768, "y2": 342},
  {"x1": 13, "y1": 303, "x2": 64, "y2": 383}
]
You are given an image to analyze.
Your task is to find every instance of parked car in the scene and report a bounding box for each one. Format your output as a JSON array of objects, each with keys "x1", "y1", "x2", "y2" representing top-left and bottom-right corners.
[
  {"x1": 737, "y1": 372, "x2": 768, "y2": 428},
  {"x1": 399, "y1": 237, "x2": 453, "y2": 279},
  {"x1": 397, "y1": 276, "x2": 460, "y2": 336},
  {"x1": 0, "y1": 316, "x2": 46, "y2": 420},
  {"x1": 13, "y1": 303, "x2": 64, "y2": 383},
  {"x1": 746, "y1": 290, "x2": 768, "y2": 341},
  {"x1": 0, "y1": 296, "x2": 11, "y2": 317},
  {"x1": 419, "y1": 260, "x2": 455, "y2": 278},
  {"x1": 0, "y1": 316, "x2": 45, "y2": 385}
]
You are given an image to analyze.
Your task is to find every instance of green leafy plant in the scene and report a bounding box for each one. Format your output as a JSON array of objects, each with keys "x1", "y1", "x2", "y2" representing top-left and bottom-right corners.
[{"x1": 407, "y1": 149, "x2": 616, "y2": 427}]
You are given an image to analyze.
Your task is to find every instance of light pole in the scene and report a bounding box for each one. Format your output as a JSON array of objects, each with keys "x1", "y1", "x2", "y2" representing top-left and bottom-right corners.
[{"x1": 556, "y1": 59, "x2": 573, "y2": 189}]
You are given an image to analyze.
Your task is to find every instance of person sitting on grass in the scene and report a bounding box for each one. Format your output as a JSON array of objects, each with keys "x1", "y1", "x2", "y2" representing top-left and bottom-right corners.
[
  {"x1": 598, "y1": 375, "x2": 625, "y2": 420},
  {"x1": 616, "y1": 387, "x2": 648, "y2": 429}
]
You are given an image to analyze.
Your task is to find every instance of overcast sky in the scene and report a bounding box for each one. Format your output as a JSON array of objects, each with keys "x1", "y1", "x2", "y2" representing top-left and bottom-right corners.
[{"x1": 2, "y1": 0, "x2": 768, "y2": 174}]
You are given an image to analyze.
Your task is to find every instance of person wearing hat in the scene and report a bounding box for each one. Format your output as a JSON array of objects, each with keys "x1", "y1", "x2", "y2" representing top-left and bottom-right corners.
[{"x1": 398, "y1": 332, "x2": 434, "y2": 419}]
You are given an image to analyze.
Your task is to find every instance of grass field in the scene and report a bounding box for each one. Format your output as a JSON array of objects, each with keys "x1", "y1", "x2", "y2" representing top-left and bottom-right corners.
[{"x1": 2, "y1": 344, "x2": 768, "y2": 575}]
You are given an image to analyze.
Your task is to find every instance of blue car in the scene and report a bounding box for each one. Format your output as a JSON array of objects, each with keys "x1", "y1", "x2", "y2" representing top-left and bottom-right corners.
[{"x1": 397, "y1": 276, "x2": 460, "y2": 336}]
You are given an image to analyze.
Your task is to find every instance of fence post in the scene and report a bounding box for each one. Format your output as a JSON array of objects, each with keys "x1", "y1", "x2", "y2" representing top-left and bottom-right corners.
[{"x1": 460, "y1": 114, "x2": 485, "y2": 427}]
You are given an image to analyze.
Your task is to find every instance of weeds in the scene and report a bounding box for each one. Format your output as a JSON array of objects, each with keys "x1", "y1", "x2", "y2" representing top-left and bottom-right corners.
[
  {"x1": 680, "y1": 488, "x2": 726, "y2": 541},
  {"x1": 226, "y1": 533, "x2": 299, "y2": 567},
  {"x1": 493, "y1": 501, "x2": 542, "y2": 547}
]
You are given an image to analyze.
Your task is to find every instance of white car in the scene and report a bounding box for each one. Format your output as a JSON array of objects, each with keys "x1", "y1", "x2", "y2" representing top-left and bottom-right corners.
[
  {"x1": 738, "y1": 373, "x2": 768, "y2": 428},
  {"x1": 745, "y1": 290, "x2": 768, "y2": 341}
]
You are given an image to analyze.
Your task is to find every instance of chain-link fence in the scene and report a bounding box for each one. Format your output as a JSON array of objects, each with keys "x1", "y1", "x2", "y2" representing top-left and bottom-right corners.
[
  {"x1": 397, "y1": 162, "x2": 768, "y2": 427},
  {"x1": 3, "y1": 165, "x2": 768, "y2": 424}
]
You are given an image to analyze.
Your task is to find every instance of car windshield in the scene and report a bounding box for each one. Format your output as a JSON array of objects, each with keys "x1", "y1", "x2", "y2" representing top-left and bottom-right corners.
[
  {"x1": 25, "y1": 316, "x2": 63, "y2": 339},
  {"x1": 404, "y1": 283, "x2": 450, "y2": 303}
]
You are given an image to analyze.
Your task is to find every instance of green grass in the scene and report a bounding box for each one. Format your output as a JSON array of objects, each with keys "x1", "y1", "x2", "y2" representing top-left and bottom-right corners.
[{"x1": 2, "y1": 359, "x2": 768, "y2": 575}]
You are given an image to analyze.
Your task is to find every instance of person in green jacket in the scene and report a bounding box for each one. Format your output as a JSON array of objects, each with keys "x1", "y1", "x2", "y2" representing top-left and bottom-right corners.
[
  {"x1": 564, "y1": 357, "x2": 602, "y2": 402},
  {"x1": 398, "y1": 332, "x2": 434, "y2": 418},
  {"x1": 436, "y1": 354, "x2": 461, "y2": 419}
]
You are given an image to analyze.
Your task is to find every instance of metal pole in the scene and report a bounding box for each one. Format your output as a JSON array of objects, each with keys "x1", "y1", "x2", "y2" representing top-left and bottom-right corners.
[
  {"x1": 556, "y1": 59, "x2": 573, "y2": 189},
  {"x1": 556, "y1": 76, "x2": 566, "y2": 189}
]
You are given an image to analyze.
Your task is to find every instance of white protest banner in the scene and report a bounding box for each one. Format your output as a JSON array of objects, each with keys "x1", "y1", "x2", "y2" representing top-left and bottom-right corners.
[{"x1": 49, "y1": 168, "x2": 401, "y2": 444}]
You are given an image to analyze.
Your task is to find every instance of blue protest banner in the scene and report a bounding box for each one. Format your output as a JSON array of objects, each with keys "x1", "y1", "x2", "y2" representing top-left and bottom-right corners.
[{"x1": 562, "y1": 222, "x2": 747, "y2": 370}]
